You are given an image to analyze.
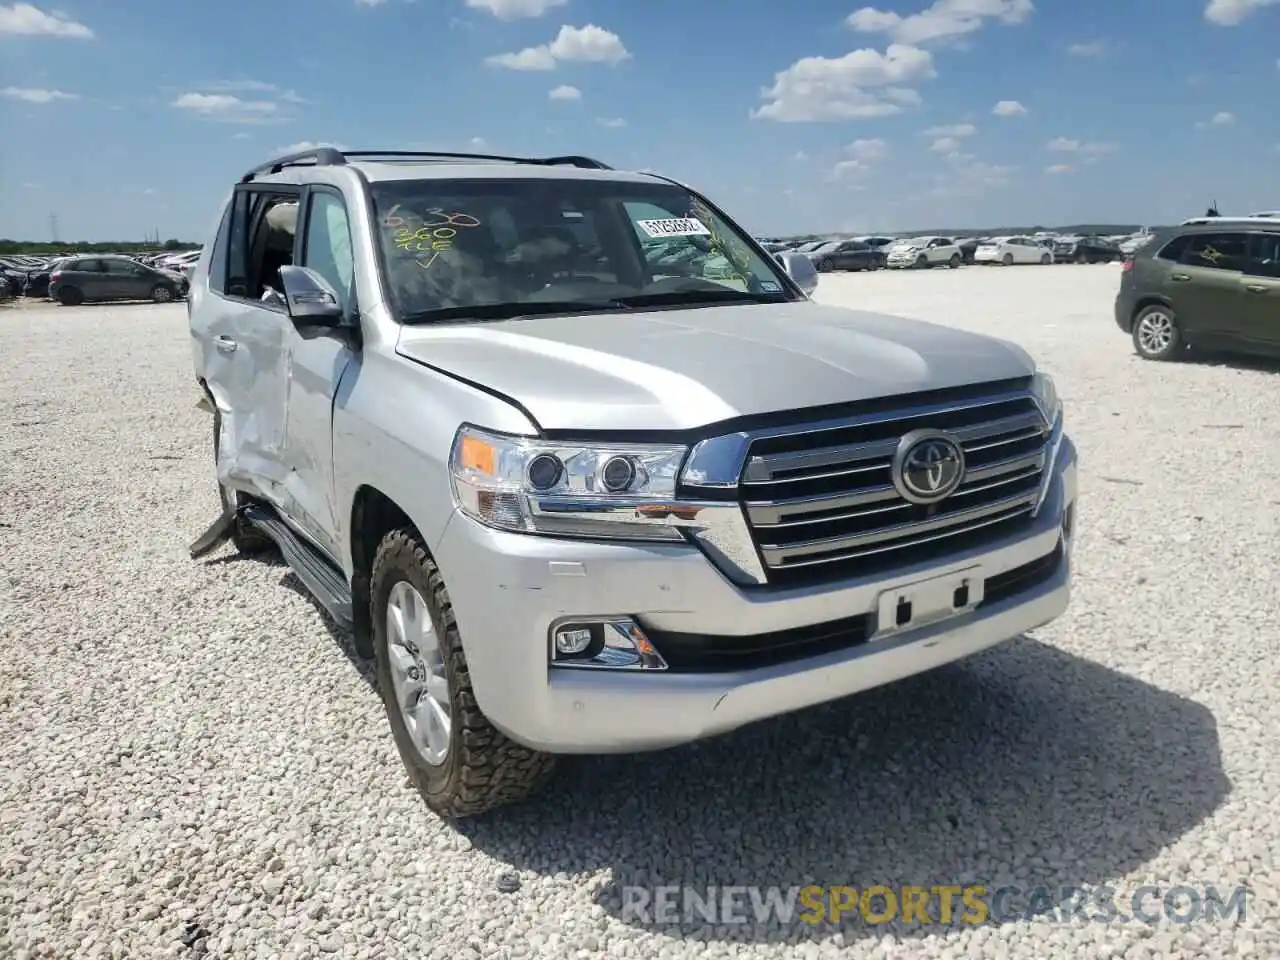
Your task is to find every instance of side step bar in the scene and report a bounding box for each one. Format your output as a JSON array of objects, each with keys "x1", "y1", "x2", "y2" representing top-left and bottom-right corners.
[{"x1": 241, "y1": 504, "x2": 354, "y2": 631}]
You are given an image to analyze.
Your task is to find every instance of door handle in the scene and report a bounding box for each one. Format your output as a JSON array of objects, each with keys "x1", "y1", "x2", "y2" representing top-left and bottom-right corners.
[
  {"x1": 1169, "y1": 273, "x2": 1192, "y2": 282},
  {"x1": 1243, "y1": 283, "x2": 1268, "y2": 294},
  {"x1": 215, "y1": 335, "x2": 238, "y2": 353}
]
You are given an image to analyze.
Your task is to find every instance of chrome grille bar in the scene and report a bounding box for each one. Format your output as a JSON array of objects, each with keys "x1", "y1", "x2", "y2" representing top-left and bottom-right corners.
[{"x1": 736, "y1": 390, "x2": 1050, "y2": 583}]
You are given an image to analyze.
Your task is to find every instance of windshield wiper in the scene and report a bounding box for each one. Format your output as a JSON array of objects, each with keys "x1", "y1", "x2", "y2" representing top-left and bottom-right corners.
[
  {"x1": 399, "y1": 299, "x2": 631, "y2": 325},
  {"x1": 616, "y1": 288, "x2": 791, "y2": 308}
]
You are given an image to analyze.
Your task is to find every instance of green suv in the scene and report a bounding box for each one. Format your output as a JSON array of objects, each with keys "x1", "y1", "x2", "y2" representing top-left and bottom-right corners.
[{"x1": 1115, "y1": 217, "x2": 1280, "y2": 361}]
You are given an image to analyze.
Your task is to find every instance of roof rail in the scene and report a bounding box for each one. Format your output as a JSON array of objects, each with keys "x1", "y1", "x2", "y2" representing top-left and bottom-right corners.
[
  {"x1": 240, "y1": 148, "x2": 612, "y2": 182},
  {"x1": 240, "y1": 147, "x2": 347, "y2": 183},
  {"x1": 1179, "y1": 214, "x2": 1280, "y2": 226}
]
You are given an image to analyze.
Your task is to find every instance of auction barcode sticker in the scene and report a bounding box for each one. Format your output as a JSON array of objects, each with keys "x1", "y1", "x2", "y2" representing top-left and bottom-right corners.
[{"x1": 636, "y1": 218, "x2": 711, "y2": 238}]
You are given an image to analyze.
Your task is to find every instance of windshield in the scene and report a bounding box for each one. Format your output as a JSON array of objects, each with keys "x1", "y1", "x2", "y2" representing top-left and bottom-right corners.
[{"x1": 369, "y1": 177, "x2": 798, "y2": 323}]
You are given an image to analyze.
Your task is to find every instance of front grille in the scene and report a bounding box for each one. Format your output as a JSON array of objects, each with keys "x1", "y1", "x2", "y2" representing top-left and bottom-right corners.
[
  {"x1": 739, "y1": 393, "x2": 1050, "y2": 587},
  {"x1": 646, "y1": 614, "x2": 872, "y2": 672}
]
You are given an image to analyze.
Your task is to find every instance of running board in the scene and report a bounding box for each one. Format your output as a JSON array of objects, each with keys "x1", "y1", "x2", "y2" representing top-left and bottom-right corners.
[{"x1": 242, "y1": 504, "x2": 354, "y2": 631}]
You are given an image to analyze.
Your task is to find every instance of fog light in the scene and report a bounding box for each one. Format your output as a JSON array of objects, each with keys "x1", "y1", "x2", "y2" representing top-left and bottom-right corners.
[
  {"x1": 554, "y1": 626, "x2": 594, "y2": 656},
  {"x1": 549, "y1": 617, "x2": 667, "y2": 670}
]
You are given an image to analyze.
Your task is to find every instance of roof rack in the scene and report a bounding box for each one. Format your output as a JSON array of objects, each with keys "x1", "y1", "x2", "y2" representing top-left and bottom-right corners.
[
  {"x1": 1179, "y1": 214, "x2": 1280, "y2": 226},
  {"x1": 240, "y1": 148, "x2": 613, "y2": 183}
]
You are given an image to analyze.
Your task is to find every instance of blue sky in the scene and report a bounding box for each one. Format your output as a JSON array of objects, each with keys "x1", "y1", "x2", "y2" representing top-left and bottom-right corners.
[{"x1": 2, "y1": 0, "x2": 1278, "y2": 241}]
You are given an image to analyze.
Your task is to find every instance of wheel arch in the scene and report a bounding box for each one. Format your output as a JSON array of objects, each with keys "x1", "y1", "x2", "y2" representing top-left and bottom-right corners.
[
  {"x1": 1127, "y1": 295, "x2": 1173, "y2": 333},
  {"x1": 348, "y1": 485, "x2": 426, "y2": 659}
]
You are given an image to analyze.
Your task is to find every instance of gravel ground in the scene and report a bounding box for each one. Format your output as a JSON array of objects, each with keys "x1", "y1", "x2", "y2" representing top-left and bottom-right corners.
[{"x1": 2, "y1": 265, "x2": 1278, "y2": 959}]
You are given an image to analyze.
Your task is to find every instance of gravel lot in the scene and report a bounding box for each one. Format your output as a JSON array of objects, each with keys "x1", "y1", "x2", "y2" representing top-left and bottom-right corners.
[{"x1": 2, "y1": 265, "x2": 1278, "y2": 959}]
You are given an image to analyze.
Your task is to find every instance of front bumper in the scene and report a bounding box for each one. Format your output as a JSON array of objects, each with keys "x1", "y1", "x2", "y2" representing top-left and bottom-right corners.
[{"x1": 436, "y1": 436, "x2": 1077, "y2": 754}]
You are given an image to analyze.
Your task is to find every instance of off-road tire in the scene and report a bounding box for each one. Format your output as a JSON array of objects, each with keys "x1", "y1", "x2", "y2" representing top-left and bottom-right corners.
[
  {"x1": 371, "y1": 529, "x2": 557, "y2": 818},
  {"x1": 211, "y1": 411, "x2": 272, "y2": 554},
  {"x1": 57, "y1": 286, "x2": 82, "y2": 306}
]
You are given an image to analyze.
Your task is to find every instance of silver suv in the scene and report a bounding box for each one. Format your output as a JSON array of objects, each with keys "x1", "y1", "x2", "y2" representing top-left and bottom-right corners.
[{"x1": 187, "y1": 148, "x2": 1077, "y2": 818}]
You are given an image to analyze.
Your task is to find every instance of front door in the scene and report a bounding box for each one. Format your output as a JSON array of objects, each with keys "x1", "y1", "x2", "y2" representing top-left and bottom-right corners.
[
  {"x1": 1162, "y1": 231, "x2": 1249, "y2": 342},
  {"x1": 279, "y1": 185, "x2": 360, "y2": 557},
  {"x1": 1239, "y1": 230, "x2": 1280, "y2": 348}
]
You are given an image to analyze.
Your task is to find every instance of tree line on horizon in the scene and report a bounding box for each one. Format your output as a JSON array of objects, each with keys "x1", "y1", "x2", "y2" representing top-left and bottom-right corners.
[{"x1": 0, "y1": 239, "x2": 201, "y2": 256}]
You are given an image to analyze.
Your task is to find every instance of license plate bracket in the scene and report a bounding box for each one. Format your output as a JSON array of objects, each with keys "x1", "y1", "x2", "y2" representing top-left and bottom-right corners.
[{"x1": 874, "y1": 566, "x2": 985, "y2": 637}]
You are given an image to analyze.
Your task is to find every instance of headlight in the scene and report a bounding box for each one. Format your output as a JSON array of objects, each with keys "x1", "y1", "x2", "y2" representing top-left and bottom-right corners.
[
  {"x1": 449, "y1": 425, "x2": 689, "y2": 540},
  {"x1": 1030, "y1": 371, "x2": 1061, "y2": 426}
]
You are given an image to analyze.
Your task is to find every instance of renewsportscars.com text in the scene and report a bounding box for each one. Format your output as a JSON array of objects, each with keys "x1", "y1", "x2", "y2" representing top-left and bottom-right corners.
[{"x1": 621, "y1": 884, "x2": 1247, "y2": 927}]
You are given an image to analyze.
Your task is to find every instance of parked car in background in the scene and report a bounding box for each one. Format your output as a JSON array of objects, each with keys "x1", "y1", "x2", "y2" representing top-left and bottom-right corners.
[
  {"x1": 885, "y1": 236, "x2": 963, "y2": 269},
  {"x1": 974, "y1": 236, "x2": 1053, "y2": 266},
  {"x1": 49, "y1": 254, "x2": 189, "y2": 306},
  {"x1": 1054, "y1": 236, "x2": 1121, "y2": 264},
  {"x1": 1116, "y1": 218, "x2": 1280, "y2": 361},
  {"x1": 807, "y1": 239, "x2": 884, "y2": 272}
]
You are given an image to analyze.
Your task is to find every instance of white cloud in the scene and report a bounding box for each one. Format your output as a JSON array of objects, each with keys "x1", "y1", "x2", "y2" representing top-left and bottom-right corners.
[
  {"x1": 922, "y1": 122, "x2": 976, "y2": 137},
  {"x1": 0, "y1": 86, "x2": 77, "y2": 103},
  {"x1": 597, "y1": 116, "x2": 626, "y2": 128},
  {"x1": 829, "y1": 159, "x2": 867, "y2": 180},
  {"x1": 0, "y1": 3, "x2": 93, "y2": 38},
  {"x1": 208, "y1": 80, "x2": 308, "y2": 104},
  {"x1": 548, "y1": 84, "x2": 581, "y2": 100},
  {"x1": 846, "y1": 0, "x2": 1033, "y2": 46},
  {"x1": 753, "y1": 43, "x2": 935, "y2": 122},
  {"x1": 992, "y1": 99, "x2": 1027, "y2": 116},
  {"x1": 1045, "y1": 163, "x2": 1073, "y2": 174},
  {"x1": 171, "y1": 92, "x2": 283, "y2": 124},
  {"x1": 469, "y1": 136, "x2": 487, "y2": 148},
  {"x1": 793, "y1": 150, "x2": 809, "y2": 161},
  {"x1": 487, "y1": 24, "x2": 631, "y2": 70},
  {"x1": 1211, "y1": 110, "x2": 1235, "y2": 124},
  {"x1": 930, "y1": 136, "x2": 960, "y2": 152},
  {"x1": 466, "y1": 0, "x2": 567, "y2": 18},
  {"x1": 274, "y1": 140, "x2": 347, "y2": 154},
  {"x1": 1067, "y1": 40, "x2": 1108, "y2": 56},
  {"x1": 1204, "y1": 0, "x2": 1280, "y2": 25},
  {"x1": 846, "y1": 137, "x2": 888, "y2": 161},
  {"x1": 1047, "y1": 136, "x2": 1115, "y2": 154}
]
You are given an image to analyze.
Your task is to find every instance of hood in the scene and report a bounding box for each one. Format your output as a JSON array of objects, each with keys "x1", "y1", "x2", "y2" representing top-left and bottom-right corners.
[{"x1": 394, "y1": 301, "x2": 1036, "y2": 433}]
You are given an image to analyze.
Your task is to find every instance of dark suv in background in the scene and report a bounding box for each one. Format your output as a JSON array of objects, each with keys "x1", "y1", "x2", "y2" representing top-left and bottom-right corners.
[
  {"x1": 49, "y1": 255, "x2": 188, "y2": 306},
  {"x1": 1116, "y1": 217, "x2": 1280, "y2": 360}
]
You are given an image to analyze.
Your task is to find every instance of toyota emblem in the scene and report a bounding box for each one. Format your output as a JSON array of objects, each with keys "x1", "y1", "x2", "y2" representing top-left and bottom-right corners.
[{"x1": 892, "y1": 430, "x2": 966, "y2": 504}]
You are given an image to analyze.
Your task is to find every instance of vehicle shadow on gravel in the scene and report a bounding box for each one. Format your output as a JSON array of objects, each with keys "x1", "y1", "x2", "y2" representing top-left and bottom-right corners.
[
  {"x1": 458, "y1": 636, "x2": 1228, "y2": 943},
  {"x1": 1184, "y1": 351, "x2": 1280, "y2": 376}
]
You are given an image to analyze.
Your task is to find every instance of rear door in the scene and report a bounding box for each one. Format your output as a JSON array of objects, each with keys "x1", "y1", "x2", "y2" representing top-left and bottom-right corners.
[
  {"x1": 101, "y1": 258, "x2": 146, "y2": 299},
  {"x1": 1160, "y1": 231, "x2": 1250, "y2": 342},
  {"x1": 1240, "y1": 230, "x2": 1280, "y2": 348},
  {"x1": 198, "y1": 183, "x2": 302, "y2": 507}
]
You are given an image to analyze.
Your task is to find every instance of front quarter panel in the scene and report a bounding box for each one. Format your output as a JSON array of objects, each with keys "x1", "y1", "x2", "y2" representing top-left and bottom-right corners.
[{"x1": 332, "y1": 342, "x2": 540, "y2": 576}]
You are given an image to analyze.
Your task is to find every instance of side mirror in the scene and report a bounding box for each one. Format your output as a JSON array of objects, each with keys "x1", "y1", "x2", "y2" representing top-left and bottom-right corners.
[
  {"x1": 776, "y1": 251, "x2": 819, "y2": 297},
  {"x1": 279, "y1": 265, "x2": 345, "y2": 327}
]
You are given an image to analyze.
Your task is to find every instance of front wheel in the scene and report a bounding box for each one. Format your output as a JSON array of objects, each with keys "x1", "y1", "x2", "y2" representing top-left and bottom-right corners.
[
  {"x1": 817, "y1": 259, "x2": 833, "y2": 273},
  {"x1": 372, "y1": 530, "x2": 557, "y2": 818},
  {"x1": 1002, "y1": 253, "x2": 1013, "y2": 266},
  {"x1": 948, "y1": 253, "x2": 961, "y2": 269},
  {"x1": 915, "y1": 254, "x2": 929, "y2": 269},
  {"x1": 1132, "y1": 305, "x2": 1183, "y2": 361},
  {"x1": 1039, "y1": 253, "x2": 1051, "y2": 265},
  {"x1": 151, "y1": 285, "x2": 173, "y2": 303}
]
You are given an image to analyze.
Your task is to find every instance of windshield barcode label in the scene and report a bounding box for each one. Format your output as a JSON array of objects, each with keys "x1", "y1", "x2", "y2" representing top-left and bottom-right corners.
[{"x1": 636, "y1": 218, "x2": 711, "y2": 238}]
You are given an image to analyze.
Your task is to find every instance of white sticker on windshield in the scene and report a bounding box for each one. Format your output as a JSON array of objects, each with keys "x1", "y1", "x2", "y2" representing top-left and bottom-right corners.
[
  {"x1": 760, "y1": 280, "x2": 781, "y2": 292},
  {"x1": 636, "y1": 217, "x2": 712, "y2": 238}
]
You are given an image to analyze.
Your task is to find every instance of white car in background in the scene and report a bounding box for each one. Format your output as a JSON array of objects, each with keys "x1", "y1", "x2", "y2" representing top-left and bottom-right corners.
[
  {"x1": 884, "y1": 236, "x2": 963, "y2": 269},
  {"x1": 973, "y1": 236, "x2": 1053, "y2": 266}
]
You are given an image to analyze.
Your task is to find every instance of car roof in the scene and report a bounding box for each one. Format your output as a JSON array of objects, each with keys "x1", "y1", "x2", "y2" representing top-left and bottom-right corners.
[{"x1": 347, "y1": 161, "x2": 663, "y2": 185}]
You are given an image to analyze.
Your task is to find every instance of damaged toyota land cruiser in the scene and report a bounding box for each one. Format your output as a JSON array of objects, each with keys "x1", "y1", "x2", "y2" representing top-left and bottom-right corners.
[{"x1": 187, "y1": 148, "x2": 1076, "y2": 818}]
